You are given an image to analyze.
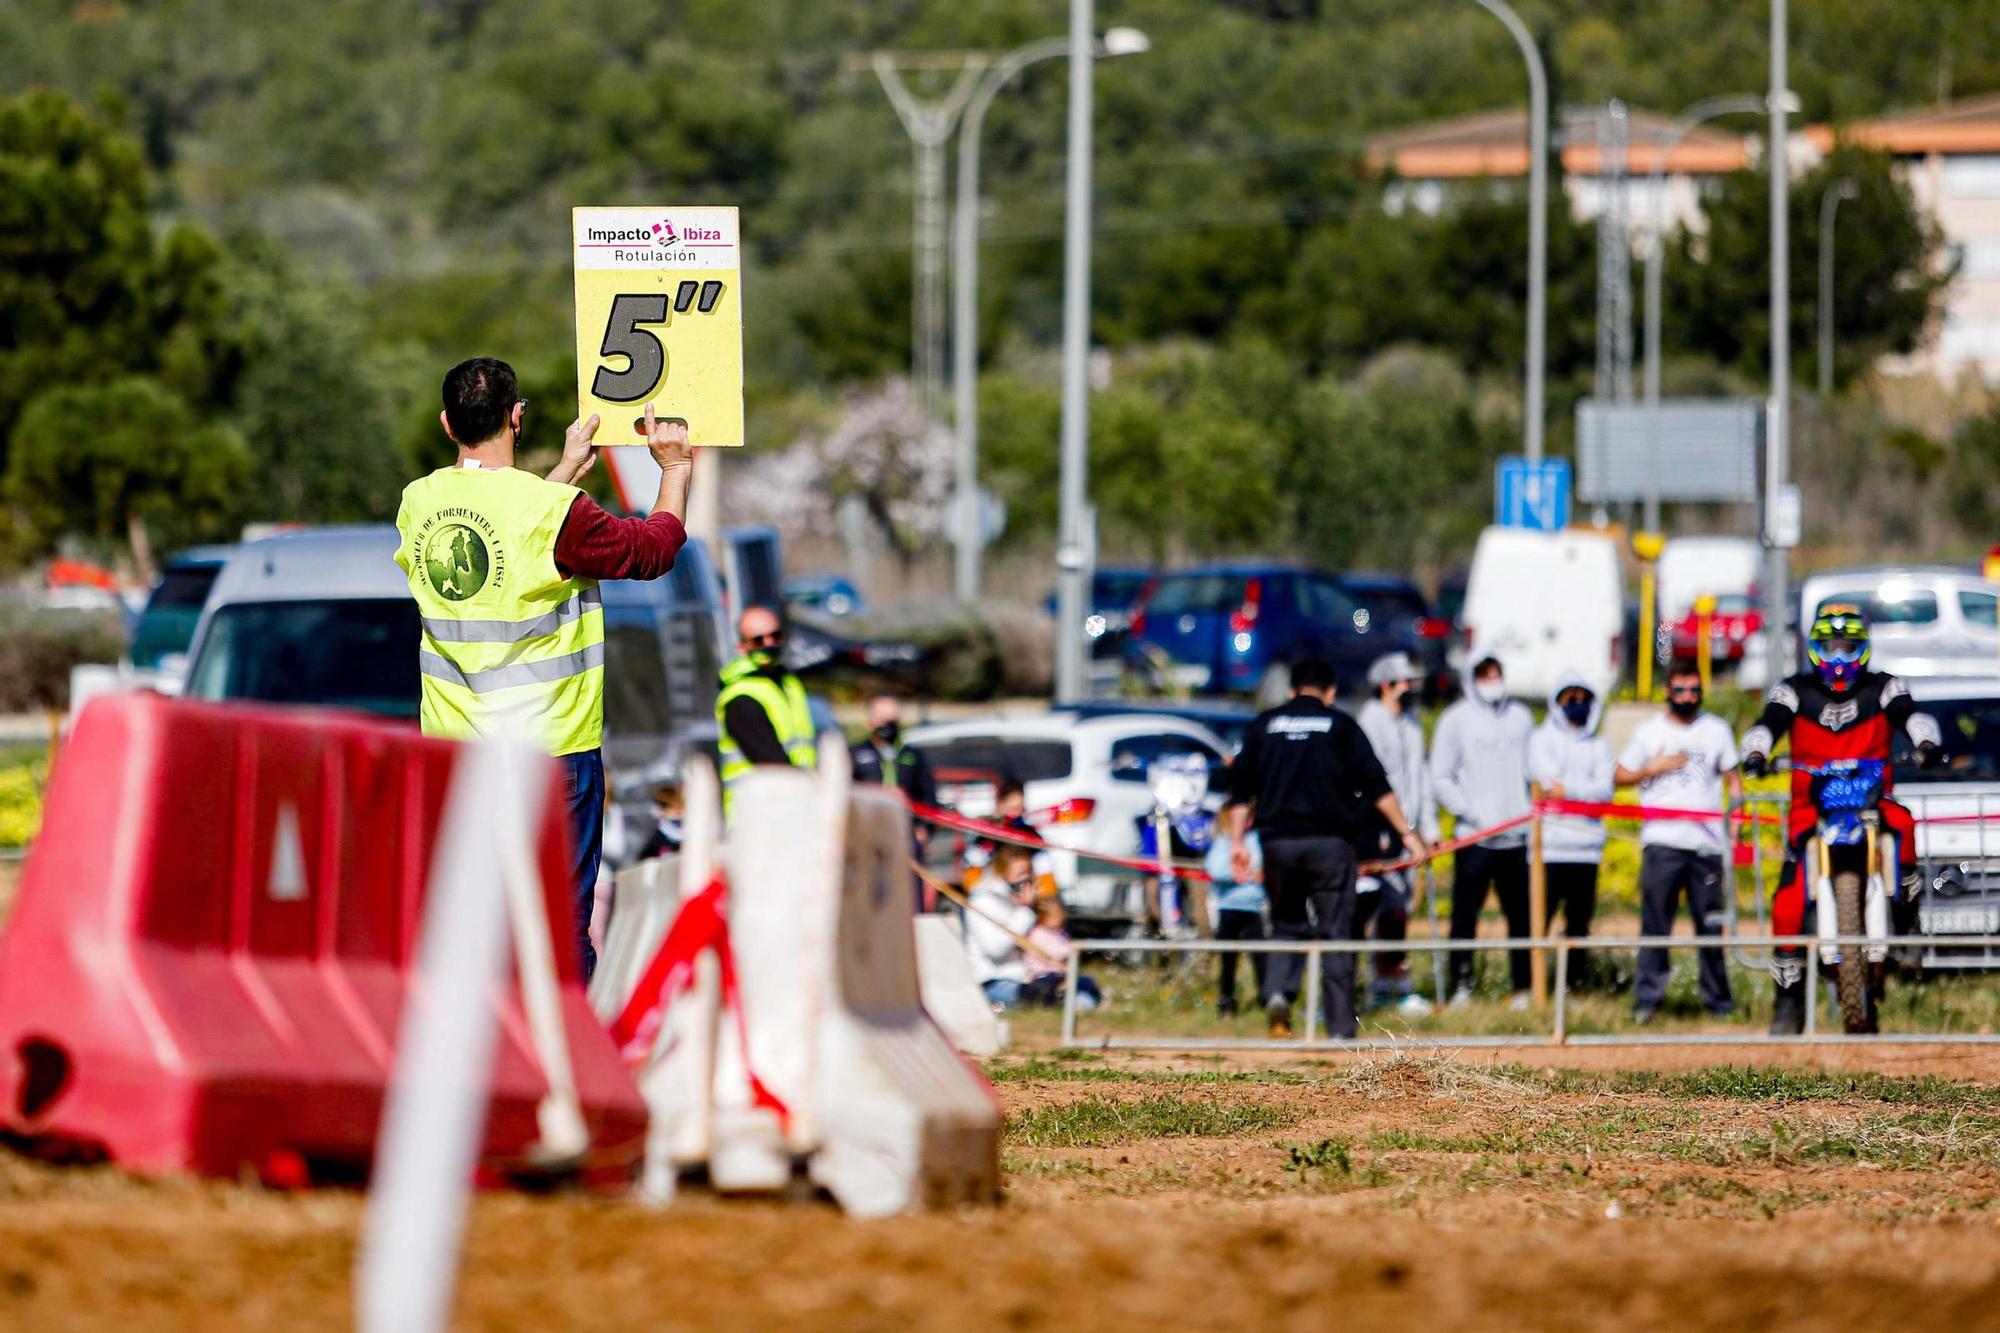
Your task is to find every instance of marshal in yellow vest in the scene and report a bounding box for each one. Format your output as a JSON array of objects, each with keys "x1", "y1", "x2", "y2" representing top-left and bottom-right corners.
[{"x1": 394, "y1": 465, "x2": 604, "y2": 757}]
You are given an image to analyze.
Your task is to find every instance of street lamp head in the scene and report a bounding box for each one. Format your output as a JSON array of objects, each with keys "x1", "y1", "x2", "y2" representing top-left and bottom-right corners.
[
  {"x1": 1769, "y1": 90, "x2": 1803, "y2": 115},
  {"x1": 1100, "y1": 26, "x2": 1150, "y2": 58},
  {"x1": 1836, "y1": 179, "x2": 1861, "y2": 201}
]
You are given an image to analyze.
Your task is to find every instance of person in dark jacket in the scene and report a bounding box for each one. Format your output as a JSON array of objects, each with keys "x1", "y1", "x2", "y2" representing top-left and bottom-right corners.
[
  {"x1": 850, "y1": 695, "x2": 938, "y2": 818},
  {"x1": 1223, "y1": 658, "x2": 1430, "y2": 1040}
]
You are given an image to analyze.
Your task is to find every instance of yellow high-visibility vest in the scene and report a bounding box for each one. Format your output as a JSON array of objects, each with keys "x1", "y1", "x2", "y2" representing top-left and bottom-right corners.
[
  {"x1": 394, "y1": 464, "x2": 604, "y2": 757},
  {"x1": 715, "y1": 654, "x2": 817, "y2": 812}
]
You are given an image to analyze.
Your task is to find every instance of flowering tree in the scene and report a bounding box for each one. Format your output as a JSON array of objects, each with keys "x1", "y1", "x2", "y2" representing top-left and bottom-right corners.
[{"x1": 729, "y1": 379, "x2": 954, "y2": 563}]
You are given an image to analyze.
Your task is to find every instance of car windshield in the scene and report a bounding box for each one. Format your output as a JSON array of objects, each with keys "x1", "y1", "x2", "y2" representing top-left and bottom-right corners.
[
  {"x1": 1144, "y1": 574, "x2": 1247, "y2": 617},
  {"x1": 914, "y1": 736, "x2": 1073, "y2": 784},
  {"x1": 1093, "y1": 572, "x2": 1152, "y2": 609},
  {"x1": 1896, "y1": 699, "x2": 2000, "y2": 785},
  {"x1": 1109, "y1": 733, "x2": 1221, "y2": 782},
  {"x1": 1345, "y1": 585, "x2": 1428, "y2": 620},
  {"x1": 1821, "y1": 589, "x2": 1938, "y2": 625},
  {"x1": 187, "y1": 599, "x2": 420, "y2": 720},
  {"x1": 145, "y1": 565, "x2": 221, "y2": 611}
]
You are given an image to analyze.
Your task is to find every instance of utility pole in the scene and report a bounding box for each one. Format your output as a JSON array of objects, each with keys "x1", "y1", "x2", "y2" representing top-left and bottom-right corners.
[
  {"x1": 1054, "y1": 0, "x2": 1095, "y2": 702},
  {"x1": 1474, "y1": 0, "x2": 1548, "y2": 465},
  {"x1": 1764, "y1": 0, "x2": 1793, "y2": 680},
  {"x1": 1819, "y1": 178, "x2": 1859, "y2": 397},
  {"x1": 1594, "y1": 100, "x2": 1633, "y2": 406},
  {"x1": 949, "y1": 28, "x2": 1148, "y2": 604},
  {"x1": 871, "y1": 53, "x2": 987, "y2": 427}
]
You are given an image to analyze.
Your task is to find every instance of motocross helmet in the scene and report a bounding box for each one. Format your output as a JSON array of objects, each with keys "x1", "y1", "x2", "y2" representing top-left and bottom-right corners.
[{"x1": 1806, "y1": 602, "x2": 1871, "y2": 692}]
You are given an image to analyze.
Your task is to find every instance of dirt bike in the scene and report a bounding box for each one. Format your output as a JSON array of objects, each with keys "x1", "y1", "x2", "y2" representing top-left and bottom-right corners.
[{"x1": 1791, "y1": 759, "x2": 1900, "y2": 1034}]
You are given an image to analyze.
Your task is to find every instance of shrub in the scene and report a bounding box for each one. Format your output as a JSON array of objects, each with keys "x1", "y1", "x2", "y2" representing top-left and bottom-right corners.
[{"x1": 0, "y1": 606, "x2": 125, "y2": 713}]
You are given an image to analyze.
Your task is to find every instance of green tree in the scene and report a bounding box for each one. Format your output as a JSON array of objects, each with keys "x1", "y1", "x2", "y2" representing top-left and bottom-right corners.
[
  {"x1": 0, "y1": 90, "x2": 234, "y2": 475},
  {"x1": 1664, "y1": 147, "x2": 1953, "y2": 389},
  {"x1": 5, "y1": 376, "x2": 251, "y2": 581}
]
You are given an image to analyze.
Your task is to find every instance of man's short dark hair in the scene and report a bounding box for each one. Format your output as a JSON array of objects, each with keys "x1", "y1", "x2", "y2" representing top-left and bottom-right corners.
[
  {"x1": 442, "y1": 356, "x2": 519, "y2": 445},
  {"x1": 1473, "y1": 655, "x2": 1503, "y2": 678},
  {"x1": 1290, "y1": 658, "x2": 1336, "y2": 692},
  {"x1": 1667, "y1": 659, "x2": 1703, "y2": 684}
]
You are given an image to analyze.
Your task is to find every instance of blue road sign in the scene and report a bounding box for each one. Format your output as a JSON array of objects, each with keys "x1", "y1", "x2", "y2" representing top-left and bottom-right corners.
[{"x1": 1495, "y1": 456, "x2": 1572, "y2": 531}]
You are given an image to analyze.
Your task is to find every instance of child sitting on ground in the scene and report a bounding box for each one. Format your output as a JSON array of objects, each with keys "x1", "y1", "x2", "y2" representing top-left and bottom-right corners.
[{"x1": 1022, "y1": 897, "x2": 1101, "y2": 1011}]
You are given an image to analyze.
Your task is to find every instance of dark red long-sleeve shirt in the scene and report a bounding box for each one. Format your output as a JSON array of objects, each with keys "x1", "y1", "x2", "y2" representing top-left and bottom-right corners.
[{"x1": 553, "y1": 494, "x2": 686, "y2": 581}]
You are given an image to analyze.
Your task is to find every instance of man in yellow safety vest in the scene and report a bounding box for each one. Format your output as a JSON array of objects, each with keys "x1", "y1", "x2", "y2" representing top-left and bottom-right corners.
[
  {"x1": 395, "y1": 355, "x2": 693, "y2": 980},
  {"x1": 715, "y1": 605, "x2": 818, "y2": 814}
]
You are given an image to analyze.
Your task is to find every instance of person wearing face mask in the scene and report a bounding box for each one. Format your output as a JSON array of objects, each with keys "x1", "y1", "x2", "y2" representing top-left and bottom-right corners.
[
  {"x1": 396, "y1": 356, "x2": 692, "y2": 982},
  {"x1": 1355, "y1": 652, "x2": 1442, "y2": 1013},
  {"x1": 1614, "y1": 661, "x2": 1743, "y2": 1024},
  {"x1": 850, "y1": 693, "x2": 939, "y2": 901},
  {"x1": 1526, "y1": 673, "x2": 1614, "y2": 987},
  {"x1": 1430, "y1": 655, "x2": 1536, "y2": 1006},
  {"x1": 716, "y1": 605, "x2": 819, "y2": 819}
]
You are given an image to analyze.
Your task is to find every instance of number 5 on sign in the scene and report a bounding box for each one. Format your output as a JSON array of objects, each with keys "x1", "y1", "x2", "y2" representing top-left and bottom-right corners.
[{"x1": 571, "y1": 205, "x2": 743, "y2": 447}]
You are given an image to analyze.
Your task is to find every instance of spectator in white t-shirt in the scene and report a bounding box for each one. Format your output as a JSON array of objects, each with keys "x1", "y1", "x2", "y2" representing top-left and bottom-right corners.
[{"x1": 1614, "y1": 662, "x2": 1743, "y2": 1023}]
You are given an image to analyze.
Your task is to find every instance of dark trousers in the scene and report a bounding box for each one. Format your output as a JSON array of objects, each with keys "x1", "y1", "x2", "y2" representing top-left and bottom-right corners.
[
  {"x1": 1545, "y1": 861, "x2": 1599, "y2": 984},
  {"x1": 560, "y1": 748, "x2": 606, "y2": 983},
  {"x1": 1216, "y1": 908, "x2": 1267, "y2": 1009},
  {"x1": 1448, "y1": 843, "x2": 1531, "y2": 992},
  {"x1": 1262, "y1": 836, "x2": 1360, "y2": 1039},
  {"x1": 1352, "y1": 874, "x2": 1410, "y2": 983},
  {"x1": 1636, "y1": 844, "x2": 1732, "y2": 1013}
]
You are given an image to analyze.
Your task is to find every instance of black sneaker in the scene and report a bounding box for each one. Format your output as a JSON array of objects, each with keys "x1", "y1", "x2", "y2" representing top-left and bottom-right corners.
[
  {"x1": 1769, "y1": 982, "x2": 1805, "y2": 1036},
  {"x1": 1217, "y1": 997, "x2": 1238, "y2": 1019}
]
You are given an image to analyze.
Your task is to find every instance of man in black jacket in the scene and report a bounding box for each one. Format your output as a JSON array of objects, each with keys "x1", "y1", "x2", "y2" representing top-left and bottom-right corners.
[{"x1": 1225, "y1": 658, "x2": 1431, "y2": 1039}]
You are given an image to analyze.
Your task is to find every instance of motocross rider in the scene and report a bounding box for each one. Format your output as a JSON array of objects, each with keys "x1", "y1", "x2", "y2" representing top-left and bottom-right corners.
[{"x1": 1739, "y1": 603, "x2": 1941, "y2": 1034}]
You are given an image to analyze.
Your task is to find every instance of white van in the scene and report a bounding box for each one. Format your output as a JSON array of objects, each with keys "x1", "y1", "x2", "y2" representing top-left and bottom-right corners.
[
  {"x1": 1462, "y1": 526, "x2": 1623, "y2": 700},
  {"x1": 1657, "y1": 535, "x2": 1761, "y2": 620}
]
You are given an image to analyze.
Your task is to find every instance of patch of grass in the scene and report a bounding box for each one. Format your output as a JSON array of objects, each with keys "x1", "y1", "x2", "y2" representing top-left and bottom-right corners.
[
  {"x1": 1507, "y1": 1064, "x2": 2000, "y2": 1110},
  {"x1": 1284, "y1": 1138, "x2": 1352, "y2": 1174},
  {"x1": 982, "y1": 1058, "x2": 1311, "y2": 1087},
  {"x1": 1006, "y1": 1093, "x2": 1300, "y2": 1148}
]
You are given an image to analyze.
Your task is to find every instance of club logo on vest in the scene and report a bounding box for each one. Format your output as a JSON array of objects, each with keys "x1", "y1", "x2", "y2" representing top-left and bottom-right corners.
[{"x1": 422, "y1": 523, "x2": 491, "y2": 601}]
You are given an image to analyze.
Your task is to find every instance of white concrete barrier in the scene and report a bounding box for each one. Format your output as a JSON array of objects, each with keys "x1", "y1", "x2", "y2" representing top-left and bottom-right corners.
[
  {"x1": 914, "y1": 915, "x2": 1005, "y2": 1057},
  {"x1": 621, "y1": 753, "x2": 1000, "y2": 1214}
]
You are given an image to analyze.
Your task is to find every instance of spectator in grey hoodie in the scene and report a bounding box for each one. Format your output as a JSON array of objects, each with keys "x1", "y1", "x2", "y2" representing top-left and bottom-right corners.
[
  {"x1": 1525, "y1": 672, "x2": 1614, "y2": 986},
  {"x1": 1356, "y1": 652, "x2": 1442, "y2": 1013},
  {"x1": 1431, "y1": 655, "x2": 1535, "y2": 1005}
]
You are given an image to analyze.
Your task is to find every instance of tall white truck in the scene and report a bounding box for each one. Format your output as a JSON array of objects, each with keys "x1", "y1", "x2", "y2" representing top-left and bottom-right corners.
[{"x1": 1462, "y1": 525, "x2": 1623, "y2": 701}]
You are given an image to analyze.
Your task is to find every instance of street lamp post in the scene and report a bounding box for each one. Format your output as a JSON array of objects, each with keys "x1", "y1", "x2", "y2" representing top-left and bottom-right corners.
[
  {"x1": 1765, "y1": 0, "x2": 1794, "y2": 680},
  {"x1": 1473, "y1": 0, "x2": 1547, "y2": 465},
  {"x1": 950, "y1": 27, "x2": 1148, "y2": 604},
  {"x1": 1054, "y1": 0, "x2": 1096, "y2": 702},
  {"x1": 1818, "y1": 178, "x2": 1859, "y2": 397}
]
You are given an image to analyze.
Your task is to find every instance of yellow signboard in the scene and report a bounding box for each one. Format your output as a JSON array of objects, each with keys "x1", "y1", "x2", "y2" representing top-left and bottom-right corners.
[{"x1": 571, "y1": 205, "x2": 743, "y2": 446}]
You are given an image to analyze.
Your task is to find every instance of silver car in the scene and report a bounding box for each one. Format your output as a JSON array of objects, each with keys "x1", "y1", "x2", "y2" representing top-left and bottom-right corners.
[{"x1": 1798, "y1": 566, "x2": 2000, "y2": 679}]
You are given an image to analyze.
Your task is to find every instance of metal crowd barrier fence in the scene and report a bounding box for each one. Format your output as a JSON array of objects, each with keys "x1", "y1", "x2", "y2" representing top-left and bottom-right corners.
[{"x1": 1057, "y1": 931, "x2": 2000, "y2": 1050}]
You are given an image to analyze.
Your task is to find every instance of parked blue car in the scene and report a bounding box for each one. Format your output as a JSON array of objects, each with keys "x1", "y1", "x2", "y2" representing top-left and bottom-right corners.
[{"x1": 1123, "y1": 562, "x2": 1430, "y2": 700}]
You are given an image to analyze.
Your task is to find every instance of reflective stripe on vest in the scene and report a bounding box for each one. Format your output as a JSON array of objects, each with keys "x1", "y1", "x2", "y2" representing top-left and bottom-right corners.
[
  {"x1": 394, "y1": 466, "x2": 604, "y2": 757},
  {"x1": 715, "y1": 660, "x2": 817, "y2": 810}
]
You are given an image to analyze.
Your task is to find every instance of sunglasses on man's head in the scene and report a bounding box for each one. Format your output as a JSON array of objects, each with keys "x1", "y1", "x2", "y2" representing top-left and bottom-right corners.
[{"x1": 747, "y1": 631, "x2": 785, "y2": 648}]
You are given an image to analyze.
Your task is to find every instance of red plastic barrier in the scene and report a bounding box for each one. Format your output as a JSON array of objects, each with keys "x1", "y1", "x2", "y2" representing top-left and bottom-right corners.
[{"x1": 0, "y1": 694, "x2": 646, "y2": 1183}]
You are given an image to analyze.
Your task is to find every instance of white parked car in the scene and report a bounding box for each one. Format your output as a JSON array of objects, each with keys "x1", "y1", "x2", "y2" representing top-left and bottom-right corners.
[
  {"x1": 904, "y1": 712, "x2": 1230, "y2": 924},
  {"x1": 1658, "y1": 534, "x2": 1761, "y2": 622},
  {"x1": 1798, "y1": 566, "x2": 2000, "y2": 680},
  {"x1": 1895, "y1": 677, "x2": 2000, "y2": 969},
  {"x1": 1462, "y1": 525, "x2": 1623, "y2": 701}
]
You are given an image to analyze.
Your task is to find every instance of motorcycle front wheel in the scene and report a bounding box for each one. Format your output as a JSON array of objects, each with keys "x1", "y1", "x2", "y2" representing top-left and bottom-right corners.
[{"x1": 1832, "y1": 870, "x2": 1879, "y2": 1034}]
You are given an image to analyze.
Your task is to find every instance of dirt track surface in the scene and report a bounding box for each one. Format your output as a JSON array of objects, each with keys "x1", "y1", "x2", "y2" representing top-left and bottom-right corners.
[
  {"x1": 7, "y1": 858, "x2": 2000, "y2": 1329},
  {"x1": 6, "y1": 1043, "x2": 2000, "y2": 1330}
]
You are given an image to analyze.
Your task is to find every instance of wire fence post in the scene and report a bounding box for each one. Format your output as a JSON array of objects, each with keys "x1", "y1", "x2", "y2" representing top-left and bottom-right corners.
[
  {"x1": 1061, "y1": 942, "x2": 1081, "y2": 1047},
  {"x1": 1528, "y1": 794, "x2": 1548, "y2": 1005},
  {"x1": 1804, "y1": 947, "x2": 1818, "y2": 1039},
  {"x1": 1425, "y1": 864, "x2": 1447, "y2": 1008},
  {"x1": 1552, "y1": 940, "x2": 1569, "y2": 1044},
  {"x1": 1302, "y1": 944, "x2": 1321, "y2": 1046}
]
